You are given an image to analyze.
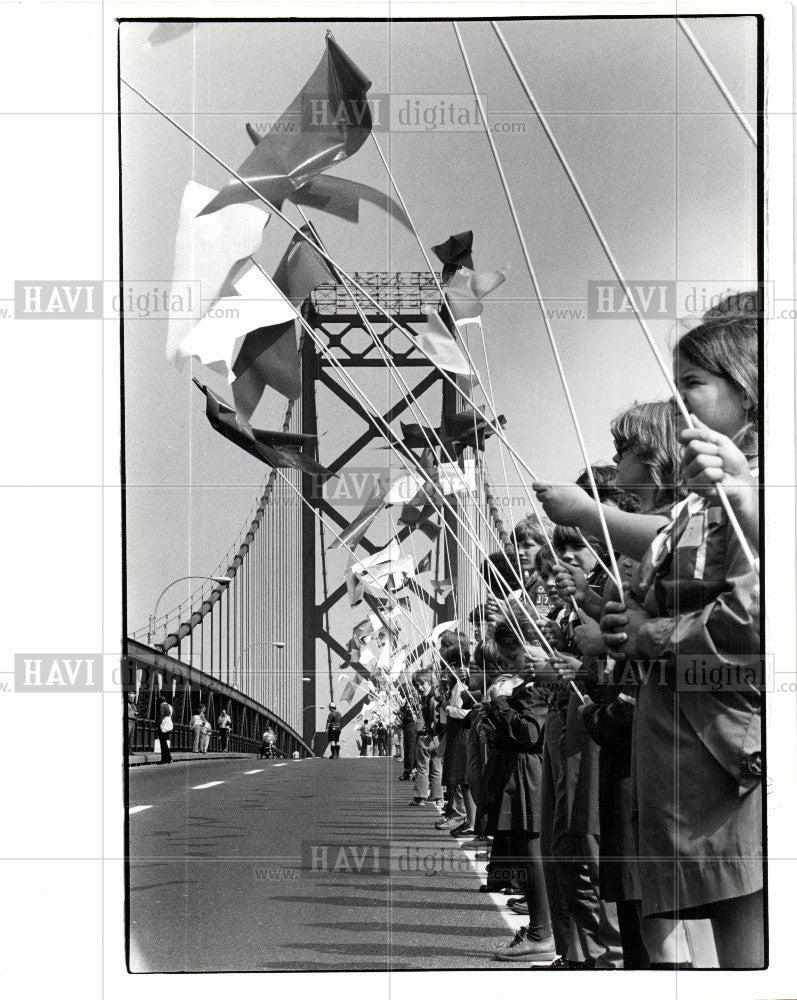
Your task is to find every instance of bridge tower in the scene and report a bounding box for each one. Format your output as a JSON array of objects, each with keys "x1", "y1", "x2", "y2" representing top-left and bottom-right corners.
[{"x1": 300, "y1": 272, "x2": 486, "y2": 753}]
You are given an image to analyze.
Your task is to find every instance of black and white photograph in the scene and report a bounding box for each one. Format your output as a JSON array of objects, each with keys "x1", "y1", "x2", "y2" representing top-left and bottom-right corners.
[
  {"x1": 119, "y1": 11, "x2": 769, "y2": 973},
  {"x1": 1, "y1": 1, "x2": 796, "y2": 997}
]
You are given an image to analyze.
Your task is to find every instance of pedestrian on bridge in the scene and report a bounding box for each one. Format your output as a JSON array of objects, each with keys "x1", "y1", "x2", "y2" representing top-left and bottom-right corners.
[
  {"x1": 357, "y1": 719, "x2": 371, "y2": 757},
  {"x1": 157, "y1": 697, "x2": 173, "y2": 765},
  {"x1": 398, "y1": 698, "x2": 417, "y2": 780},
  {"x1": 200, "y1": 715, "x2": 212, "y2": 753},
  {"x1": 127, "y1": 691, "x2": 139, "y2": 753},
  {"x1": 190, "y1": 707, "x2": 206, "y2": 753},
  {"x1": 411, "y1": 671, "x2": 443, "y2": 807},
  {"x1": 218, "y1": 708, "x2": 232, "y2": 751},
  {"x1": 325, "y1": 703, "x2": 342, "y2": 758}
]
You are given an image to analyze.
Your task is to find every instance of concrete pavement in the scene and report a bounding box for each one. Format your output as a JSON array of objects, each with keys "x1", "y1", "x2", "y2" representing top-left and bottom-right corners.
[{"x1": 128, "y1": 755, "x2": 527, "y2": 971}]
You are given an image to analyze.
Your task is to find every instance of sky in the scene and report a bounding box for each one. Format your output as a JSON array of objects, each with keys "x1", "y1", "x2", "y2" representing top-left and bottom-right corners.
[{"x1": 120, "y1": 15, "x2": 758, "y2": 640}]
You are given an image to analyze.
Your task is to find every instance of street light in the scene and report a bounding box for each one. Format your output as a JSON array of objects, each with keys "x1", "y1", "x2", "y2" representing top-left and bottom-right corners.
[{"x1": 148, "y1": 574, "x2": 232, "y2": 644}]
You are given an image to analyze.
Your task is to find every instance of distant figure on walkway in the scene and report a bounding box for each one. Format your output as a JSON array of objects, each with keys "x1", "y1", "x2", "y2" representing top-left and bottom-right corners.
[
  {"x1": 398, "y1": 699, "x2": 417, "y2": 780},
  {"x1": 190, "y1": 707, "x2": 206, "y2": 753},
  {"x1": 158, "y1": 697, "x2": 173, "y2": 765},
  {"x1": 325, "y1": 703, "x2": 342, "y2": 758},
  {"x1": 260, "y1": 727, "x2": 276, "y2": 759},
  {"x1": 200, "y1": 715, "x2": 212, "y2": 753},
  {"x1": 218, "y1": 709, "x2": 232, "y2": 751},
  {"x1": 357, "y1": 720, "x2": 371, "y2": 757},
  {"x1": 127, "y1": 691, "x2": 139, "y2": 752}
]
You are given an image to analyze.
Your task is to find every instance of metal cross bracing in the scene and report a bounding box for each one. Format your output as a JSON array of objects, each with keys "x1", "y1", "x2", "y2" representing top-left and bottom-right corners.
[{"x1": 300, "y1": 273, "x2": 495, "y2": 753}]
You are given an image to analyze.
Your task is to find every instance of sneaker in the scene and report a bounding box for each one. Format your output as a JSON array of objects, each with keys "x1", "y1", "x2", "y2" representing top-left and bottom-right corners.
[
  {"x1": 507, "y1": 898, "x2": 529, "y2": 916},
  {"x1": 548, "y1": 957, "x2": 592, "y2": 970},
  {"x1": 398, "y1": 774, "x2": 411, "y2": 781},
  {"x1": 450, "y1": 824, "x2": 475, "y2": 837},
  {"x1": 435, "y1": 818, "x2": 461, "y2": 830},
  {"x1": 493, "y1": 927, "x2": 556, "y2": 963},
  {"x1": 409, "y1": 798, "x2": 428, "y2": 807}
]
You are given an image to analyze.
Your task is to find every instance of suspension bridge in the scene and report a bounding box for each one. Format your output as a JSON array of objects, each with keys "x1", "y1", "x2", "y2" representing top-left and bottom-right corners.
[{"x1": 125, "y1": 271, "x2": 512, "y2": 760}]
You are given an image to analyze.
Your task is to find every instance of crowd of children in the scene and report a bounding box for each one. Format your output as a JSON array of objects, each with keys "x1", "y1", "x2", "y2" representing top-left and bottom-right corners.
[{"x1": 397, "y1": 294, "x2": 763, "y2": 968}]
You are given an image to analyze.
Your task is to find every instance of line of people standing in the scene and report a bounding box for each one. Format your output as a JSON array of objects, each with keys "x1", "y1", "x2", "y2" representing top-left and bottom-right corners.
[{"x1": 398, "y1": 295, "x2": 763, "y2": 968}]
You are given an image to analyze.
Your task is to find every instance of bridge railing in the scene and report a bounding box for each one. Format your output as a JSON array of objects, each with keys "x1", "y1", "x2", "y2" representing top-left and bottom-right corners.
[{"x1": 125, "y1": 639, "x2": 313, "y2": 758}]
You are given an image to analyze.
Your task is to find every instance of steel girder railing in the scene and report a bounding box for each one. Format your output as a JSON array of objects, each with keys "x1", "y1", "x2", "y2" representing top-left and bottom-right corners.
[{"x1": 125, "y1": 639, "x2": 314, "y2": 758}]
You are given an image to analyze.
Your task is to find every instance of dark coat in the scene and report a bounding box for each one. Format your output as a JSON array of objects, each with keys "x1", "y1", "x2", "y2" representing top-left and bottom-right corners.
[
  {"x1": 482, "y1": 684, "x2": 548, "y2": 835},
  {"x1": 581, "y1": 678, "x2": 640, "y2": 903}
]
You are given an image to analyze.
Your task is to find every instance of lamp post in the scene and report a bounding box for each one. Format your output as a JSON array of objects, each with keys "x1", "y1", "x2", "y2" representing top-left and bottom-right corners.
[{"x1": 148, "y1": 574, "x2": 232, "y2": 644}]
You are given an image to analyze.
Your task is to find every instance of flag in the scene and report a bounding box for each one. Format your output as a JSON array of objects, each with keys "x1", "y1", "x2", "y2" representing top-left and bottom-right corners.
[
  {"x1": 199, "y1": 35, "x2": 373, "y2": 217},
  {"x1": 243, "y1": 126, "x2": 412, "y2": 229},
  {"x1": 345, "y1": 561, "x2": 365, "y2": 606},
  {"x1": 431, "y1": 577, "x2": 454, "y2": 601},
  {"x1": 431, "y1": 620, "x2": 460, "y2": 647},
  {"x1": 194, "y1": 379, "x2": 334, "y2": 479},
  {"x1": 439, "y1": 460, "x2": 477, "y2": 495},
  {"x1": 328, "y1": 475, "x2": 387, "y2": 551},
  {"x1": 273, "y1": 224, "x2": 337, "y2": 305},
  {"x1": 445, "y1": 265, "x2": 508, "y2": 327},
  {"x1": 409, "y1": 308, "x2": 472, "y2": 376},
  {"x1": 232, "y1": 225, "x2": 336, "y2": 418},
  {"x1": 358, "y1": 645, "x2": 376, "y2": 667},
  {"x1": 166, "y1": 182, "x2": 269, "y2": 361},
  {"x1": 352, "y1": 616, "x2": 380, "y2": 644},
  {"x1": 348, "y1": 540, "x2": 415, "y2": 601},
  {"x1": 443, "y1": 409, "x2": 507, "y2": 452},
  {"x1": 416, "y1": 551, "x2": 433, "y2": 574},
  {"x1": 384, "y1": 470, "x2": 426, "y2": 506},
  {"x1": 432, "y1": 230, "x2": 474, "y2": 282},
  {"x1": 178, "y1": 266, "x2": 298, "y2": 381}
]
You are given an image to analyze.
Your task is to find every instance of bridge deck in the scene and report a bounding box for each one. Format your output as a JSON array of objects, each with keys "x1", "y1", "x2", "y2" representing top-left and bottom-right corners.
[{"x1": 128, "y1": 755, "x2": 527, "y2": 972}]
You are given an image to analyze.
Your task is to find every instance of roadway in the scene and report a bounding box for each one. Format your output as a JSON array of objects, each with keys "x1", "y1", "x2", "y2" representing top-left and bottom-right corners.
[{"x1": 128, "y1": 754, "x2": 526, "y2": 971}]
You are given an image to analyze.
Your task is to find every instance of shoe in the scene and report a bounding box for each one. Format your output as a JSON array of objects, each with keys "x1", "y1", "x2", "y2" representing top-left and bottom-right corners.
[
  {"x1": 507, "y1": 899, "x2": 529, "y2": 916},
  {"x1": 409, "y1": 798, "x2": 427, "y2": 807},
  {"x1": 435, "y1": 818, "x2": 460, "y2": 830},
  {"x1": 398, "y1": 774, "x2": 410, "y2": 781},
  {"x1": 479, "y1": 883, "x2": 512, "y2": 894},
  {"x1": 433, "y1": 799, "x2": 444, "y2": 809},
  {"x1": 493, "y1": 927, "x2": 556, "y2": 963},
  {"x1": 548, "y1": 958, "x2": 592, "y2": 970},
  {"x1": 450, "y1": 824, "x2": 475, "y2": 837}
]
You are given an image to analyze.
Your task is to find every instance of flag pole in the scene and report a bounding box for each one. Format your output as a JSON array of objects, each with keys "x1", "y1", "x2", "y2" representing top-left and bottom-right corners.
[
  {"x1": 368, "y1": 131, "x2": 570, "y2": 584},
  {"x1": 121, "y1": 76, "x2": 586, "y2": 549},
  {"x1": 676, "y1": 18, "x2": 757, "y2": 146},
  {"x1": 453, "y1": 22, "x2": 626, "y2": 601}
]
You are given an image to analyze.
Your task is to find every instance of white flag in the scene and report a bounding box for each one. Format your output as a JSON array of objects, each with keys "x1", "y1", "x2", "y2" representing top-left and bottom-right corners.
[
  {"x1": 177, "y1": 266, "x2": 298, "y2": 382},
  {"x1": 166, "y1": 181, "x2": 269, "y2": 360}
]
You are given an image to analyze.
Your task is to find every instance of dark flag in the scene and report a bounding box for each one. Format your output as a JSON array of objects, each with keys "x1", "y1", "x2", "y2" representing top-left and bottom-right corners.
[
  {"x1": 231, "y1": 224, "x2": 336, "y2": 420},
  {"x1": 194, "y1": 379, "x2": 334, "y2": 480},
  {"x1": 432, "y1": 230, "x2": 474, "y2": 283},
  {"x1": 245, "y1": 126, "x2": 411, "y2": 229},
  {"x1": 200, "y1": 34, "x2": 373, "y2": 217},
  {"x1": 443, "y1": 409, "x2": 507, "y2": 452}
]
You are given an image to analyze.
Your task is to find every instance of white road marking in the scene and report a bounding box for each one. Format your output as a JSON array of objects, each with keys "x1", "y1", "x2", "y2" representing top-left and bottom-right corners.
[
  {"x1": 129, "y1": 805, "x2": 153, "y2": 814},
  {"x1": 192, "y1": 780, "x2": 225, "y2": 789},
  {"x1": 243, "y1": 769, "x2": 264, "y2": 774}
]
